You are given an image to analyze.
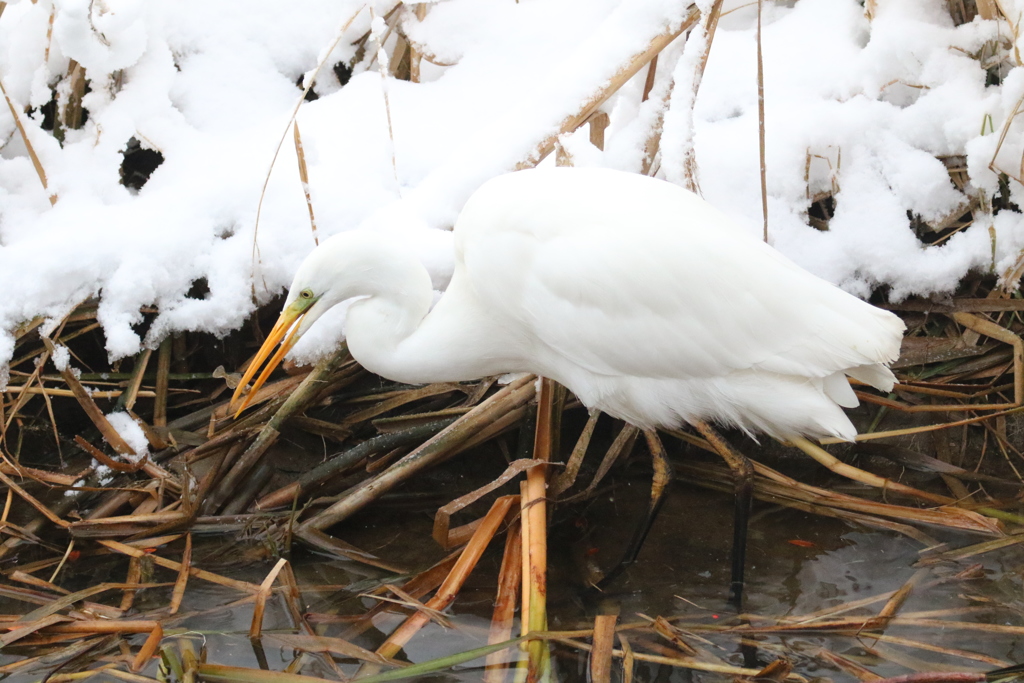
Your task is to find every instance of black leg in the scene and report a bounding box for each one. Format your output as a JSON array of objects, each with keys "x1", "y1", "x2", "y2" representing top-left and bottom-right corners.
[
  {"x1": 691, "y1": 420, "x2": 753, "y2": 612},
  {"x1": 595, "y1": 430, "x2": 673, "y2": 590}
]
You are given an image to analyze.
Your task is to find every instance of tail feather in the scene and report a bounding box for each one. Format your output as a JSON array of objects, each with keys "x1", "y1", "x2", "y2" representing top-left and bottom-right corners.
[
  {"x1": 846, "y1": 363, "x2": 897, "y2": 392},
  {"x1": 823, "y1": 372, "x2": 859, "y2": 408}
]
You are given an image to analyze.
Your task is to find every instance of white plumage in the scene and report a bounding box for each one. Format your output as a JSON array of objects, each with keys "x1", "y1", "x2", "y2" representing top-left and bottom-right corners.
[{"x1": 234, "y1": 167, "x2": 905, "y2": 441}]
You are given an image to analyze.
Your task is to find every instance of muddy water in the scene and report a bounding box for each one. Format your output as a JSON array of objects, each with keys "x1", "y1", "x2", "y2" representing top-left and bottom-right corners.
[{"x1": 3, "y1": 436, "x2": 1023, "y2": 682}]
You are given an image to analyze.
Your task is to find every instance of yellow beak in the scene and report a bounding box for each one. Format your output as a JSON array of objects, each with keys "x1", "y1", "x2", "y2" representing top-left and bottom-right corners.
[{"x1": 230, "y1": 298, "x2": 311, "y2": 418}]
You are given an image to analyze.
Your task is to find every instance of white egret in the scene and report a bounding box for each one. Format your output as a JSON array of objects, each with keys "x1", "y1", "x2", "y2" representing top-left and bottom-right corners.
[{"x1": 232, "y1": 167, "x2": 905, "y2": 601}]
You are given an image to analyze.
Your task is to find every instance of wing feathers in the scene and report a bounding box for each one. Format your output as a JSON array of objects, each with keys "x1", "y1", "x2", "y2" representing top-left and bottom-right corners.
[
  {"x1": 518, "y1": 232, "x2": 903, "y2": 383},
  {"x1": 823, "y1": 372, "x2": 859, "y2": 408},
  {"x1": 457, "y1": 168, "x2": 905, "y2": 393}
]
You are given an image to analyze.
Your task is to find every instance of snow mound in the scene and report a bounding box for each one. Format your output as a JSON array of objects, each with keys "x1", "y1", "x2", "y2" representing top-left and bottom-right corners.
[{"x1": 0, "y1": 0, "x2": 1022, "y2": 368}]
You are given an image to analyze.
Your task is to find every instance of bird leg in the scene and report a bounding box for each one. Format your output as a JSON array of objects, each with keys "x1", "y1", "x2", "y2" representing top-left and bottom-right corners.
[
  {"x1": 595, "y1": 429, "x2": 673, "y2": 589},
  {"x1": 691, "y1": 420, "x2": 753, "y2": 612}
]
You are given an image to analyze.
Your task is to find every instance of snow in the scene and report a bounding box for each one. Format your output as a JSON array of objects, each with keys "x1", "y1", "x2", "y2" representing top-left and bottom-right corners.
[
  {"x1": 51, "y1": 343, "x2": 70, "y2": 371},
  {"x1": 105, "y1": 411, "x2": 149, "y2": 462},
  {"x1": 0, "y1": 0, "x2": 1022, "y2": 370},
  {"x1": 95, "y1": 463, "x2": 114, "y2": 485},
  {"x1": 64, "y1": 463, "x2": 113, "y2": 496}
]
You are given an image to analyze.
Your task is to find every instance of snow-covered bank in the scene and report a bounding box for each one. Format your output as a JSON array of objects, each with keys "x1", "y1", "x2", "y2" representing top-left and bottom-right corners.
[{"x1": 0, "y1": 0, "x2": 1021, "y2": 376}]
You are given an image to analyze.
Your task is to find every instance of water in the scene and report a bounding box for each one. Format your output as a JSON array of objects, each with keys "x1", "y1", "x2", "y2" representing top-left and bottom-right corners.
[{"x1": 2, "y1": 438, "x2": 1023, "y2": 682}]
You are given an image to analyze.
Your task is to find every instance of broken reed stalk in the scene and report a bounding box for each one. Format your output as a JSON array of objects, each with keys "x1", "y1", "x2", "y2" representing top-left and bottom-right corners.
[
  {"x1": 333, "y1": 382, "x2": 464, "y2": 431},
  {"x1": 918, "y1": 534, "x2": 1024, "y2": 566},
  {"x1": 519, "y1": 5, "x2": 700, "y2": 169},
  {"x1": 114, "y1": 348, "x2": 152, "y2": 413},
  {"x1": 788, "y1": 437, "x2": 955, "y2": 506},
  {"x1": 0, "y1": 493, "x2": 78, "y2": 560},
  {"x1": 589, "y1": 112, "x2": 610, "y2": 151},
  {"x1": 1, "y1": 618, "x2": 163, "y2": 672},
  {"x1": 791, "y1": 435, "x2": 1022, "y2": 528},
  {"x1": 293, "y1": 122, "x2": 319, "y2": 245},
  {"x1": 340, "y1": 551, "x2": 461, "y2": 641},
  {"x1": 370, "y1": 6, "x2": 401, "y2": 190},
  {"x1": 818, "y1": 403, "x2": 1024, "y2": 444},
  {"x1": 545, "y1": 634, "x2": 799, "y2": 680},
  {"x1": 207, "y1": 347, "x2": 350, "y2": 514},
  {"x1": 169, "y1": 533, "x2": 193, "y2": 615},
  {"x1": 250, "y1": 557, "x2": 288, "y2": 639},
  {"x1": 484, "y1": 522, "x2": 523, "y2": 683},
  {"x1": 433, "y1": 458, "x2": 544, "y2": 548},
  {"x1": 518, "y1": 480, "x2": 533, "y2": 638},
  {"x1": 680, "y1": 0, "x2": 725, "y2": 191},
  {"x1": 41, "y1": 337, "x2": 136, "y2": 457},
  {"x1": 590, "y1": 614, "x2": 618, "y2": 683},
  {"x1": 132, "y1": 623, "x2": 165, "y2": 671},
  {"x1": 518, "y1": 377, "x2": 556, "y2": 683},
  {"x1": 251, "y1": 5, "x2": 363, "y2": 258},
  {"x1": 221, "y1": 456, "x2": 276, "y2": 515},
  {"x1": 4, "y1": 322, "x2": 61, "y2": 438},
  {"x1": 120, "y1": 556, "x2": 142, "y2": 612},
  {"x1": 571, "y1": 423, "x2": 639, "y2": 500},
  {"x1": 299, "y1": 374, "x2": 535, "y2": 531},
  {"x1": 357, "y1": 495, "x2": 516, "y2": 678},
  {"x1": 875, "y1": 568, "x2": 926, "y2": 629},
  {"x1": 0, "y1": 469, "x2": 70, "y2": 529},
  {"x1": 154, "y1": 337, "x2": 172, "y2": 427},
  {"x1": 0, "y1": 461, "x2": 78, "y2": 486},
  {"x1": 258, "y1": 417, "x2": 458, "y2": 509},
  {"x1": 408, "y1": 4, "x2": 429, "y2": 83},
  {"x1": 98, "y1": 539, "x2": 259, "y2": 594},
  {"x1": 192, "y1": 442, "x2": 244, "y2": 519},
  {"x1": 642, "y1": 56, "x2": 658, "y2": 102},
  {"x1": 550, "y1": 410, "x2": 598, "y2": 496},
  {"x1": 952, "y1": 311, "x2": 1024, "y2": 406},
  {"x1": 0, "y1": 77, "x2": 56, "y2": 205},
  {"x1": 677, "y1": 453, "x2": 1000, "y2": 537},
  {"x1": 293, "y1": 527, "x2": 407, "y2": 573},
  {"x1": 58, "y1": 60, "x2": 86, "y2": 135}
]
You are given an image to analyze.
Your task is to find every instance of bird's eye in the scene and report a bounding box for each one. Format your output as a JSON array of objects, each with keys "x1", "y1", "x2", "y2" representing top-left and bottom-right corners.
[{"x1": 300, "y1": 289, "x2": 314, "y2": 300}]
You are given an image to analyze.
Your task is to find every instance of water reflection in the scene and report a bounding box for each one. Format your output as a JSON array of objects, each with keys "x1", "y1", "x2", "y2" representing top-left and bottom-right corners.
[{"x1": 1, "y1": 459, "x2": 1021, "y2": 682}]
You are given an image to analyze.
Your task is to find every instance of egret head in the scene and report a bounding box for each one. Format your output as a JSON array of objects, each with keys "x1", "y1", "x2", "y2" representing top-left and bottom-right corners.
[
  {"x1": 229, "y1": 231, "x2": 425, "y2": 417},
  {"x1": 229, "y1": 236, "x2": 358, "y2": 417}
]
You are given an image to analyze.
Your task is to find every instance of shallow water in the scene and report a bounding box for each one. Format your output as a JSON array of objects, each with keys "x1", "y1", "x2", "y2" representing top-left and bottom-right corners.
[{"x1": 2, "y1": 438, "x2": 1023, "y2": 682}]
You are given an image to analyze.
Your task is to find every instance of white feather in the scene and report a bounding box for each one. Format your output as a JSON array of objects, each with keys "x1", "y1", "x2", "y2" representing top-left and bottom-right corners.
[{"x1": 292, "y1": 168, "x2": 905, "y2": 442}]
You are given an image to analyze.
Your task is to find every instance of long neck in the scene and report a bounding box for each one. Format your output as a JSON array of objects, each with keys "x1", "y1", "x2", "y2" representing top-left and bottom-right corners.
[
  {"x1": 342, "y1": 250, "x2": 436, "y2": 383},
  {"x1": 345, "y1": 263, "x2": 520, "y2": 384}
]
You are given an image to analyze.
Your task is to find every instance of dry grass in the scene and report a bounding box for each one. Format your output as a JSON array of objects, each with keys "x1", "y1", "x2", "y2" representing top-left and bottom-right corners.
[{"x1": 1, "y1": 264, "x2": 1023, "y2": 680}]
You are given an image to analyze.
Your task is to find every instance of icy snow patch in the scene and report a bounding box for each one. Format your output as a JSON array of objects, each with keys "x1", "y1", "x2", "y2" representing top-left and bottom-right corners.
[
  {"x1": 106, "y1": 412, "x2": 150, "y2": 463},
  {"x1": 51, "y1": 343, "x2": 71, "y2": 372}
]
